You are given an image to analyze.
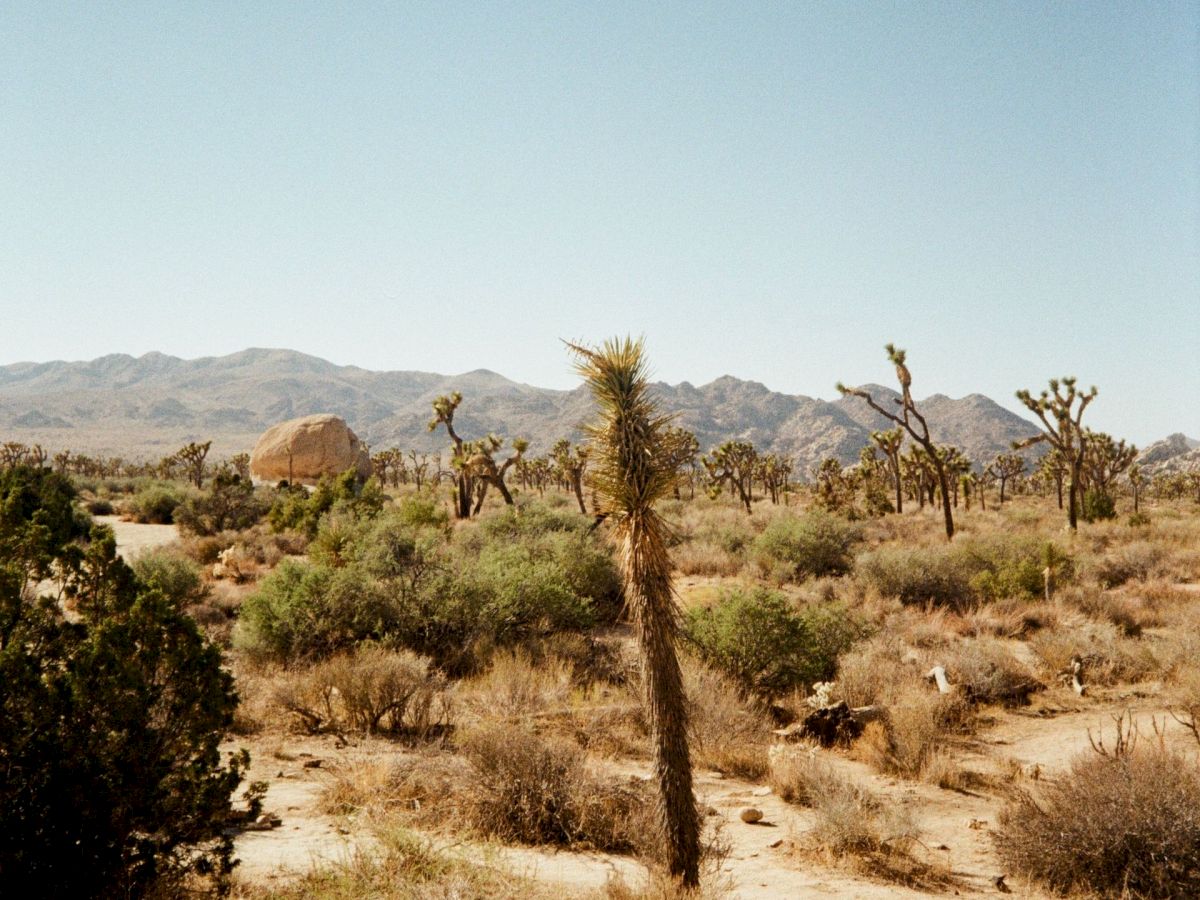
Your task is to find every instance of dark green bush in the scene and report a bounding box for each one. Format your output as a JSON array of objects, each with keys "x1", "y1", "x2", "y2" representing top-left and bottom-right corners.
[
  {"x1": 752, "y1": 510, "x2": 862, "y2": 581},
  {"x1": 0, "y1": 468, "x2": 244, "y2": 897},
  {"x1": 131, "y1": 549, "x2": 209, "y2": 607},
  {"x1": 128, "y1": 481, "x2": 187, "y2": 524},
  {"x1": 174, "y1": 469, "x2": 270, "y2": 536},
  {"x1": 1081, "y1": 489, "x2": 1118, "y2": 523},
  {"x1": 268, "y1": 469, "x2": 384, "y2": 537},
  {"x1": 684, "y1": 587, "x2": 866, "y2": 698}
]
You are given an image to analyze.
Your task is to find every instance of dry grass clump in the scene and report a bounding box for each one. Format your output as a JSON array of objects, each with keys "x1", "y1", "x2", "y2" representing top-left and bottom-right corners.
[
  {"x1": 994, "y1": 735, "x2": 1200, "y2": 898},
  {"x1": 1030, "y1": 613, "x2": 1160, "y2": 686},
  {"x1": 942, "y1": 638, "x2": 1043, "y2": 707},
  {"x1": 231, "y1": 823, "x2": 573, "y2": 900},
  {"x1": 463, "y1": 648, "x2": 575, "y2": 719},
  {"x1": 683, "y1": 658, "x2": 773, "y2": 779},
  {"x1": 770, "y1": 749, "x2": 951, "y2": 889},
  {"x1": 273, "y1": 645, "x2": 453, "y2": 739},
  {"x1": 850, "y1": 689, "x2": 971, "y2": 780},
  {"x1": 1091, "y1": 540, "x2": 1170, "y2": 588},
  {"x1": 324, "y1": 724, "x2": 658, "y2": 856},
  {"x1": 458, "y1": 724, "x2": 655, "y2": 853}
]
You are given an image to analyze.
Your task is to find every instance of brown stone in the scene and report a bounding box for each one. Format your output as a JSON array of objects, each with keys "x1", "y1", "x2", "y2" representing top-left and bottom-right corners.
[{"x1": 249, "y1": 414, "x2": 371, "y2": 485}]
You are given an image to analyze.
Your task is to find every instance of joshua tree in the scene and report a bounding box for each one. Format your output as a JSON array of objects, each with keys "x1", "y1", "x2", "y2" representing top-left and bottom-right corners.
[
  {"x1": 871, "y1": 427, "x2": 905, "y2": 513},
  {"x1": 812, "y1": 457, "x2": 858, "y2": 515},
  {"x1": 987, "y1": 453, "x2": 1027, "y2": 505},
  {"x1": 1129, "y1": 464, "x2": 1145, "y2": 514},
  {"x1": 1080, "y1": 430, "x2": 1137, "y2": 497},
  {"x1": 464, "y1": 435, "x2": 527, "y2": 511},
  {"x1": 756, "y1": 453, "x2": 793, "y2": 505},
  {"x1": 940, "y1": 446, "x2": 972, "y2": 509},
  {"x1": 839, "y1": 345, "x2": 955, "y2": 539},
  {"x1": 702, "y1": 440, "x2": 757, "y2": 513},
  {"x1": 407, "y1": 450, "x2": 430, "y2": 491},
  {"x1": 428, "y1": 392, "x2": 475, "y2": 519},
  {"x1": 174, "y1": 441, "x2": 212, "y2": 489},
  {"x1": 551, "y1": 439, "x2": 590, "y2": 514},
  {"x1": 569, "y1": 337, "x2": 701, "y2": 887},
  {"x1": 661, "y1": 426, "x2": 700, "y2": 500},
  {"x1": 1033, "y1": 448, "x2": 1069, "y2": 509},
  {"x1": 229, "y1": 452, "x2": 251, "y2": 481},
  {"x1": 1015, "y1": 377, "x2": 1097, "y2": 530}
]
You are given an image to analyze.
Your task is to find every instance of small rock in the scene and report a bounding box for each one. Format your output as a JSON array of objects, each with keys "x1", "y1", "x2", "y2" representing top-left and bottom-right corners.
[
  {"x1": 303, "y1": 759, "x2": 323, "y2": 769},
  {"x1": 740, "y1": 807, "x2": 764, "y2": 824},
  {"x1": 768, "y1": 839, "x2": 783, "y2": 849}
]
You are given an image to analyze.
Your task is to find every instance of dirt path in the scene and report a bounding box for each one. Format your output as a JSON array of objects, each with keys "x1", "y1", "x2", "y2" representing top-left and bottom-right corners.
[{"x1": 94, "y1": 514, "x2": 178, "y2": 559}]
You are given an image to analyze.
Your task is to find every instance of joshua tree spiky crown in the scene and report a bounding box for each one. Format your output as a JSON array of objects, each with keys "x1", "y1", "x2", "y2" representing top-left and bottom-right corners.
[{"x1": 568, "y1": 336, "x2": 701, "y2": 887}]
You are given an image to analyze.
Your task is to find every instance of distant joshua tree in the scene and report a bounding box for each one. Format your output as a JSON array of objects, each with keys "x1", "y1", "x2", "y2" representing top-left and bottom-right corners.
[
  {"x1": 174, "y1": 441, "x2": 212, "y2": 489},
  {"x1": 1015, "y1": 377, "x2": 1097, "y2": 530},
  {"x1": 871, "y1": 427, "x2": 905, "y2": 513},
  {"x1": 702, "y1": 440, "x2": 757, "y2": 513},
  {"x1": 551, "y1": 439, "x2": 590, "y2": 514},
  {"x1": 569, "y1": 337, "x2": 701, "y2": 887},
  {"x1": 987, "y1": 453, "x2": 1026, "y2": 505},
  {"x1": 839, "y1": 345, "x2": 955, "y2": 539},
  {"x1": 661, "y1": 426, "x2": 700, "y2": 500},
  {"x1": 428, "y1": 392, "x2": 474, "y2": 519}
]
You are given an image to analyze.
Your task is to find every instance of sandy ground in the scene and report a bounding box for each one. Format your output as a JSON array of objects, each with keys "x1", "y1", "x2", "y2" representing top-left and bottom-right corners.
[
  {"x1": 95, "y1": 514, "x2": 179, "y2": 559},
  {"x1": 221, "y1": 683, "x2": 1200, "y2": 899}
]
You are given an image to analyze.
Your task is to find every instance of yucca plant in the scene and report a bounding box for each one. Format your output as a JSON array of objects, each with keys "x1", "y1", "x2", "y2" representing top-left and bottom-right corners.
[{"x1": 569, "y1": 337, "x2": 701, "y2": 886}]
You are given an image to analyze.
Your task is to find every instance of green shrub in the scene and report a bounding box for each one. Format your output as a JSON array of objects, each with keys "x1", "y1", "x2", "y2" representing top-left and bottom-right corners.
[
  {"x1": 174, "y1": 469, "x2": 269, "y2": 536},
  {"x1": 235, "y1": 560, "x2": 397, "y2": 662},
  {"x1": 752, "y1": 510, "x2": 861, "y2": 581},
  {"x1": 86, "y1": 498, "x2": 114, "y2": 515},
  {"x1": 268, "y1": 469, "x2": 383, "y2": 537},
  {"x1": 856, "y1": 546, "x2": 971, "y2": 608},
  {"x1": 684, "y1": 587, "x2": 865, "y2": 698},
  {"x1": 1081, "y1": 489, "x2": 1117, "y2": 523},
  {"x1": 858, "y1": 536, "x2": 1070, "y2": 609},
  {"x1": 131, "y1": 550, "x2": 209, "y2": 607},
  {"x1": 128, "y1": 482, "x2": 186, "y2": 524},
  {"x1": 0, "y1": 480, "x2": 245, "y2": 897}
]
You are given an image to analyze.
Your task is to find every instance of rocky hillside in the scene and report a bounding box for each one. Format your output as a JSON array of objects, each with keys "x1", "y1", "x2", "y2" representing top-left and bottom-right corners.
[
  {"x1": 1137, "y1": 433, "x2": 1200, "y2": 474},
  {"x1": 0, "y1": 348, "x2": 1046, "y2": 475}
]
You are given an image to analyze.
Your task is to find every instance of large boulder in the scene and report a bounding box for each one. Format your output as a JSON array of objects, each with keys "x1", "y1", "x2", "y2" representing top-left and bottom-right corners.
[{"x1": 249, "y1": 414, "x2": 371, "y2": 486}]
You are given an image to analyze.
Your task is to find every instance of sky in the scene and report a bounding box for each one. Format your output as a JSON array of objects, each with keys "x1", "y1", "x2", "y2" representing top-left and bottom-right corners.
[{"x1": 1, "y1": 2, "x2": 1197, "y2": 444}]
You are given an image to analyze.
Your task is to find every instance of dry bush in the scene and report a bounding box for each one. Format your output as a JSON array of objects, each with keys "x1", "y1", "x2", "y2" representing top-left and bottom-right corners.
[
  {"x1": 671, "y1": 540, "x2": 743, "y2": 577},
  {"x1": 943, "y1": 638, "x2": 1043, "y2": 707},
  {"x1": 459, "y1": 724, "x2": 655, "y2": 853},
  {"x1": 231, "y1": 822, "x2": 567, "y2": 900},
  {"x1": 463, "y1": 648, "x2": 575, "y2": 719},
  {"x1": 1070, "y1": 588, "x2": 1160, "y2": 636},
  {"x1": 771, "y1": 748, "x2": 949, "y2": 889},
  {"x1": 274, "y1": 645, "x2": 453, "y2": 739},
  {"x1": 848, "y1": 685, "x2": 970, "y2": 781},
  {"x1": 1030, "y1": 613, "x2": 1161, "y2": 686},
  {"x1": 1091, "y1": 540, "x2": 1169, "y2": 587},
  {"x1": 995, "y1": 736, "x2": 1200, "y2": 898},
  {"x1": 683, "y1": 657, "x2": 773, "y2": 779}
]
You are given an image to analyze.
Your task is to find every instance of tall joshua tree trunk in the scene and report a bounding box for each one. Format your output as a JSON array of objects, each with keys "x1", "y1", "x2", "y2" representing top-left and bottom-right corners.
[{"x1": 569, "y1": 337, "x2": 701, "y2": 887}]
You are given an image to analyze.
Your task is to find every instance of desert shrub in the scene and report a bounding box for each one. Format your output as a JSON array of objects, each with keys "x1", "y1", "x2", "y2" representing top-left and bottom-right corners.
[
  {"x1": 944, "y1": 638, "x2": 1043, "y2": 706},
  {"x1": 856, "y1": 546, "x2": 971, "y2": 608},
  {"x1": 683, "y1": 657, "x2": 773, "y2": 778},
  {"x1": 685, "y1": 587, "x2": 866, "y2": 699},
  {"x1": 235, "y1": 560, "x2": 397, "y2": 662},
  {"x1": 274, "y1": 644, "x2": 452, "y2": 738},
  {"x1": 459, "y1": 724, "x2": 654, "y2": 854},
  {"x1": 1080, "y1": 488, "x2": 1118, "y2": 523},
  {"x1": 0, "y1": 489, "x2": 244, "y2": 897},
  {"x1": 174, "y1": 468, "x2": 270, "y2": 535},
  {"x1": 1030, "y1": 614, "x2": 1160, "y2": 685},
  {"x1": 995, "y1": 743, "x2": 1200, "y2": 897},
  {"x1": 128, "y1": 481, "x2": 186, "y2": 524},
  {"x1": 751, "y1": 510, "x2": 861, "y2": 582},
  {"x1": 131, "y1": 549, "x2": 209, "y2": 607},
  {"x1": 268, "y1": 468, "x2": 383, "y2": 537},
  {"x1": 86, "y1": 497, "x2": 114, "y2": 515},
  {"x1": 858, "y1": 536, "x2": 1070, "y2": 609},
  {"x1": 463, "y1": 648, "x2": 575, "y2": 719},
  {"x1": 1093, "y1": 540, "x2": 1168, "y2": 587}
]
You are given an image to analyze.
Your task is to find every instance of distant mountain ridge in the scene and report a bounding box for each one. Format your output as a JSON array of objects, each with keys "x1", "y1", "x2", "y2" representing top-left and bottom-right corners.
[{"x1": 1, "y1": 348, "x2": 1049, "y2": 475}]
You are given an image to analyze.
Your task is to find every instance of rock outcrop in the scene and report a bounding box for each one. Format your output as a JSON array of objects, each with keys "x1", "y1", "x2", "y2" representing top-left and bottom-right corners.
[{"x1": 249, "y1": 414, "x2": 371, "y2": 485}]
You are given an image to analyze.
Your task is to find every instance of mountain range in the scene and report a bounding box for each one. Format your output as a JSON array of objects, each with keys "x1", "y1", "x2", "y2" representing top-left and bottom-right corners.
[{"x1": 0, "y1": 348, "x2": 1186, "y2": 477}]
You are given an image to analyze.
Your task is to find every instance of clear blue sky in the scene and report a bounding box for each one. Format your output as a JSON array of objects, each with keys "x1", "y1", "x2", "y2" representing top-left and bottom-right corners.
[{"x1": 2, "y1": 2, "x2": 1196, "y2": 443}]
